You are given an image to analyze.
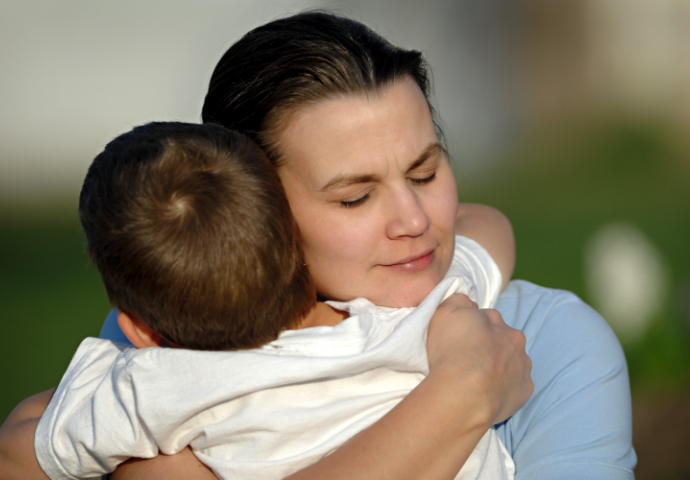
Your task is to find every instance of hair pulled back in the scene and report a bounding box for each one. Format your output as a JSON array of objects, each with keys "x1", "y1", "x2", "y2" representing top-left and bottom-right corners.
[{"x1": 202, "y1": 11, "x2": 439, "y2": 165}]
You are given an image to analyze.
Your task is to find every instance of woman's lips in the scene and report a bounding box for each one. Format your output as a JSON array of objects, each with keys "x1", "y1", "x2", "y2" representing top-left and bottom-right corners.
[{"x1": 381, "y1": 249, "x2": 435, "y2": 273}]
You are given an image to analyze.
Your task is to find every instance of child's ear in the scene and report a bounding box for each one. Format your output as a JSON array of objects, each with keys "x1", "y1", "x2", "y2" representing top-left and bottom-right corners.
[{"x1": 117, "y1": 312, "x2": 164, "y2": 349}]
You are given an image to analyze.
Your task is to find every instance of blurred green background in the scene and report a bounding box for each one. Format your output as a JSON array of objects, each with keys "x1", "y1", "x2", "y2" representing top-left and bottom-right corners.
[
  {"x1": 467, "y1": 116, "x2": 690, "y2": 389},
  {"x1": 469, "y1": 116, "x2": 690, "y2": 480}
]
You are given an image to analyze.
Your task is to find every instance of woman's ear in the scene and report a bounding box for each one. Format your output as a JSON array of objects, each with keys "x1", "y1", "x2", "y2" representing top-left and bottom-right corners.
[{"x1": 117, "y1": 311, "x2": 164, "y2": 349}]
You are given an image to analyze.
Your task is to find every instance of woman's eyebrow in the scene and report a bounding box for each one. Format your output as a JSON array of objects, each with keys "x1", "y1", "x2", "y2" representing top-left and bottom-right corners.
[
  {"x1": 406, "y1": 143, "x2": 442, "y2": 173},
  {"x1": 320, "y1": 143, "x2": 442, "y2": 192},
  {"x1": 320, "y1": 173, "x2": 377, "y2": 191}
]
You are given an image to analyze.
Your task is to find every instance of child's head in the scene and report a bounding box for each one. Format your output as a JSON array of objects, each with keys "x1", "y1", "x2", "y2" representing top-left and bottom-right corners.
[{"x1": 80, "y1": 122, "x2": 315, "y2": 350}]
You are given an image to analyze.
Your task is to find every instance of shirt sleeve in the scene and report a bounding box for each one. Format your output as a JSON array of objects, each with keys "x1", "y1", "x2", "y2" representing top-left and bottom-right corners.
[
  {"x1": 494, "y1": 280, "x2": 636, "y2": 480},
  {"x1": 449, "y1": 235, "x2": 503, "y2": 308},
  {"x1": 35, "y1": 338, "x2": 158, "y2": 479}
]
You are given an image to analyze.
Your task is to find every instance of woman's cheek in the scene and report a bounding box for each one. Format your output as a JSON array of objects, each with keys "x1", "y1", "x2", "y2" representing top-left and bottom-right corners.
[
  {"x1": 422, "y1": 174, "x2": 457, "y2": 232},
  {"x1": 303, "y1": 209, "x2": 382, "y2": 299},
  {"x1": 437, "y1": 167, "x2": 459, "y2": 230}
]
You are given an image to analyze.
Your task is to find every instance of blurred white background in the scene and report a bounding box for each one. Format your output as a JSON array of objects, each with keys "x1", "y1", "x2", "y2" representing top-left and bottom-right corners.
[{"x1": 0, "y1": 0, "x2": 516, "y2": 199}]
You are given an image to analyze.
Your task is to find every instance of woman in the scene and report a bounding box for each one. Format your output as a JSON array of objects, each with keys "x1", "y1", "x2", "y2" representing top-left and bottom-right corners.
[
  {"x1": 0, "y1": 11, "x2": 634, "y2": 480},
  {"x1": 115, "y1": 11, "x2": 635, "y2": 479}
]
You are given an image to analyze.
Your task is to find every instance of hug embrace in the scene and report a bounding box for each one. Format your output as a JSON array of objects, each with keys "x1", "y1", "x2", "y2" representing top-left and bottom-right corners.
[{"x1": 0, "y1": 11, "x2": 635, "y2": 480}]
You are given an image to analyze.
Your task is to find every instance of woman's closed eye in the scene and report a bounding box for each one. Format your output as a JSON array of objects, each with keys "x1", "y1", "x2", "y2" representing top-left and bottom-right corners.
[
  {"x1": 339, "y1": 172, "x2": 436, "y2": 208},
  {"x1": 409, "y1": 171, "x2": 436, "y2": 186},
  {"x1": 340, "y1": 193, "x2": 370, "y2": 208}
]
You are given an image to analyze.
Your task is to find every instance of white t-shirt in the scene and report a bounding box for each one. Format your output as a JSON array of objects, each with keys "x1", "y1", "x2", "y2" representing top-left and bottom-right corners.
[{"x1": 35, "y1": 236, "x2": 514, "y2": 480}]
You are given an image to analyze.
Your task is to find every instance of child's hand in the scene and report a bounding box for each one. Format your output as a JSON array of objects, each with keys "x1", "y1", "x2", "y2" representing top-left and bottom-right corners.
[{"x1": 426, "y1": 294, "x2": 533, "y2": 426}]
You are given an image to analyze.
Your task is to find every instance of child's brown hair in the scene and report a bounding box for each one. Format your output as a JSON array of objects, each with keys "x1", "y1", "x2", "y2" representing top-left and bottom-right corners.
[{"x1": 79, "y1": 122, "x2": 315, "y2": 350}]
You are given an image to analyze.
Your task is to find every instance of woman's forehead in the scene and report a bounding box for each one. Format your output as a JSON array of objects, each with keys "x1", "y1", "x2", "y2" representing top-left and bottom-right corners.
[{"x1": 277, "y1": 79, "x2": 438, "y2": 184}]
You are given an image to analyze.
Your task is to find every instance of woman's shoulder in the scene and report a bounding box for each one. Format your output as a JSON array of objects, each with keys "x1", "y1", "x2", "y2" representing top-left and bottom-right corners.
[
  {"x1": 496, "y1": 279, "x2": 627, "y2": 392},
  {"x1": 497, "y1": 280, "x2": 616, "y2": 341}
]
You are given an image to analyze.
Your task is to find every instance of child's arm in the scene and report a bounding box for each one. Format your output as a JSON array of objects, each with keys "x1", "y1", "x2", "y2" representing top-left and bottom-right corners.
[
  {"x1": 35, "y1": 338, "x2": 160, "y2": 479},
  {"x1": 0, "y1": 390, "x2": 214, "y2": 480},
  {"x1": 0, "y1": 389, "x2": 54, "y2": 480},
  {"x1": 455, "y1": 203, "x2": 515, "y2": 291},
  {"x1": 0, "y1": 317, "x2": 157, "y2": 480}
]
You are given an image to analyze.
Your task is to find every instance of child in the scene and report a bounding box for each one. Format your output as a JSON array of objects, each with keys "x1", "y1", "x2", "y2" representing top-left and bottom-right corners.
[{"x1": 35, "y1": 122, "x2": 514, "y2": 480}]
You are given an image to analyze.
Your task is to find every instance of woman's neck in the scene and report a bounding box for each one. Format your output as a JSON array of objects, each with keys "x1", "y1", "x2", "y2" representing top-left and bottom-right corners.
[{"x1": 294, "y1": 302, "x2": 349, "y2": 329}]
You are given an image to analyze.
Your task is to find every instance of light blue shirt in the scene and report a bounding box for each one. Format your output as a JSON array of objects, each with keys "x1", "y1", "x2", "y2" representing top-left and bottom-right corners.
[
  {"x1": 100, "y1": 280, "x2": 636, "y2": 479},
  {"x1": 100, "y1": 309, "x2": 131, "y2": 345},
  {"x1": 492, "y1": 280, "x2": 635, "y2": 479}
]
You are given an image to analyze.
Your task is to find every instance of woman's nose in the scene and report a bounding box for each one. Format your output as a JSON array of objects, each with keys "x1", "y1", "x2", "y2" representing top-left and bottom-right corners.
[{"x1": 385, "y1": 186, "x2": 430, "y2": 239}]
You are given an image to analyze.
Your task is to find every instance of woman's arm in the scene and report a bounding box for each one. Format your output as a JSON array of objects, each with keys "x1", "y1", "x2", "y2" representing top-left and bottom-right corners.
[
  {"x1": 455, "y1": 204, "x2": 515, "y2": 291},
  {"x1": 0, "y1": 389, "x2": 55, "y2": 480},
  {"x1": 110, "y1": 295, "x2": 532, "y2": 480}
]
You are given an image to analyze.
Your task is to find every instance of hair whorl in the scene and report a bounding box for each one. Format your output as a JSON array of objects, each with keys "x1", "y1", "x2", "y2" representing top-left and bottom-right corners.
[{"x1": 80, "y1": 122, "x2": 315, "y2": 350}]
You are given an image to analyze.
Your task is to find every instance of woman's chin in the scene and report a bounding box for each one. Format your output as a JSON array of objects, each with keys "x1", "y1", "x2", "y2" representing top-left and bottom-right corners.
[{"x1": 370, "y1": 280, "x2": 441, "y2": 308}]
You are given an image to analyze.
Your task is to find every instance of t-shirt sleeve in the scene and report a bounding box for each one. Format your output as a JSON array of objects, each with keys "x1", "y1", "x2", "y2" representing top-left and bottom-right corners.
[
  {"x1": 35, "y1": 338, "x2": 158, "y2": 479},
  {"x1": 495, "y1": 281, "x2": 636, "y2": 480},
  {"x1": 448, "y1": 235, "x2": 503, "y2": 308}
]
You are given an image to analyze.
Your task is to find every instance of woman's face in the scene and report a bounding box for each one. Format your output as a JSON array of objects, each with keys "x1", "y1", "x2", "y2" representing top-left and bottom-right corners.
[{"x1": 276, "y1": 79, "x2": 458, "y2": 307}]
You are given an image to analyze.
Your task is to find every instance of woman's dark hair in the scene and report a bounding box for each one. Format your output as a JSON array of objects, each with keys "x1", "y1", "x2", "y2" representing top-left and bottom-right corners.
[
  {"x1": 202, "y1": 11, "x2": 441, "y2": 166},
  {"x1": 80, "y1": 122, "x2": 315, "y2": 350}
]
